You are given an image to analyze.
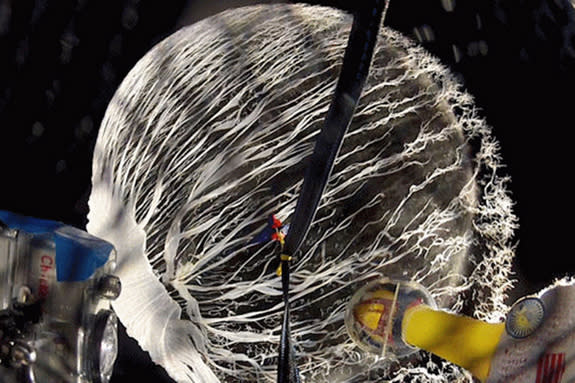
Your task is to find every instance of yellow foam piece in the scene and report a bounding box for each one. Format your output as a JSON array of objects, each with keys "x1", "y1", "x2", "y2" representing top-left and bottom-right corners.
[
  {"x1": 402, "y1": 305, "x2": 504, "y2": 382},
  {"x1": 354, "y1": 303, "x2": 385, "y2": 330},
  {"x1": 353, "y1": 288, "x2": 395, "y2": 330}
]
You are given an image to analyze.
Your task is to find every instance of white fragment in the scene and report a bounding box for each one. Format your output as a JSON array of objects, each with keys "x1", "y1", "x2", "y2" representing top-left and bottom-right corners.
[
  {"x1": 441, "y1": 0, "x2": 456, "y2": 12},
  {"x1": 452, "y1": 43, "x2": 462, "y2": 62}
]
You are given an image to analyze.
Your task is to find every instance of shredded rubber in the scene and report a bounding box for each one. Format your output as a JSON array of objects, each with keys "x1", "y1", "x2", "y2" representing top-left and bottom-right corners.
[{"x1": 88, "y1": 4, "x2": 517, "y2": 382}]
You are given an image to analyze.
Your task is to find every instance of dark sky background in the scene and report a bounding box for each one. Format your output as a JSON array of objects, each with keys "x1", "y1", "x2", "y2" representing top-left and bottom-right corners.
[{"x1": 0, "y1": 0, "x2": 574, "y2": 381}]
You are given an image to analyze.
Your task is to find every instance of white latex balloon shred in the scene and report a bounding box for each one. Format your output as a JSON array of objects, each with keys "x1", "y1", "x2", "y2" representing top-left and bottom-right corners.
[{"x1": 88, "y1": 4, "x2": 517, "y2": 382}]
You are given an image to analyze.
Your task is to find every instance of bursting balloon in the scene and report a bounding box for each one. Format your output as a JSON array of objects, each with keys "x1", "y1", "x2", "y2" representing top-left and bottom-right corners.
[{"x1": 87, "y1": 4, "x2": 517, "y2": 382}]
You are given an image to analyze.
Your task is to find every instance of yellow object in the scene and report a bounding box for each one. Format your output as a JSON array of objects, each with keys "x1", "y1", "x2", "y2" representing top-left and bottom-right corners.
[
  {"x1": 352, "y1": 289, "x2": 395, "y2": 331},
  {"x1": 276, "y1": 254, "x2": 293, "y2": 276},
  {"x1": 354, "y1": 302, "x2": 385, "y2": 330},
  {"x1": 402, "y1": 305, "x2": 505, "y2": 382},
  {"x1": 350, "y1": 288, "x2": 398, "y2": 353},
  {"x1": 278, "y1": 232, "x2": 285, "y2": 247}
]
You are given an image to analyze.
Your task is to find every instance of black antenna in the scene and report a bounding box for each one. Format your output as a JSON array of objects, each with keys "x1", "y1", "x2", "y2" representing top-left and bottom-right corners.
[{"x1": 277, "y1": 1, "x2": 390, "y2": 381}]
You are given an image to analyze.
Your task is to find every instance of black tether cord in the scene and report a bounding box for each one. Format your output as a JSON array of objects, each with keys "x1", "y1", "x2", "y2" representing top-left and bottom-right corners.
[
  {"x1": 277, "y1": 1, "x2": 389, "y2": 382},
  {"x1": 278, "y1": 256, "x2": 297, "y2": 383}
]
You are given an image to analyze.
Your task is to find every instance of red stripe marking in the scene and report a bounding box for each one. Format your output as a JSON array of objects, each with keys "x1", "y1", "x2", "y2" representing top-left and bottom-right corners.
[
  {"x1": 553, "y1": 354, "x2": 559, "y2": 383},
  {"x1": 558, "y1": 353, "x2": 566, "y2": 383},
  {"x1": 537, "y1": 353, "x2": 566, "y2": 383},
  {"x1": 537, "y1": 354, "x2": 544, "y2": 383}
]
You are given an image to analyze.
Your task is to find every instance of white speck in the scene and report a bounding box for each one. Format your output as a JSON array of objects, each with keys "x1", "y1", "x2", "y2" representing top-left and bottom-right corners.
[
  {"x1": 100, "y1": 61, "x2": 116, "y2": 82},
  {"x1": 478, "y1": 40, "x2": 488, "y2": 56},
  {"x1": 76, "y1": 116, "x2": 94, "y2": 139},
  {"x1": 44, "y1": 89, "x2": 55, "y2": 105},
  {"x1": 55, "y1": 160, "x2": 67, "y2": 173},
  {"x1": 59, "y1": 26, "x2": 80, "y2": 64},
  {"x1": 0, "y1": 2, "x2": 11, "y2": 36},
  {"x1": 122, "y1": 6, "x2": 139, "y2": 30},
  {"x1": 441, "y1": 0, "x2": 456, "y2": 12},
  {"x1": 414, "y1": 25, "x2": 435, "y2": 42},
  {"x1": 413, "y1": 27, "x2": 423, "y2": 42},
  {"x1": 519, "y1": 47, "x2": 529, "y2": 62},
  {"x1": 452, "y1": 44, "x2": 462, "y2": 63},
  {"x1": 467, "y1": 41, "x2": 479, "y2": 56},
  {"x1": 80, "y1": 116, "x2": 94, "y2": 133},
  {"x1": 52, "y1": 80, "x2": 62, "y2": 93},
  {"x1": 60, "y1": 31, "x2": 79, "y2": 47},
  {"x1": 421, "y1": 24, "x2": 435, "y2": 41},
  {"x1": 15, "y1": 38, "x2": 30, "y2": 65},
  {"x1": 109, "y1": 33, "x2": 124, "y2": 57},
  {"x1": 76, "y1": 0, "x2": 89, "y2": 10},
  {"x1": 467, "y1": 40, "x2": 489, "y2": 57},
  {"x1": 494, "y1": 6, "x2": 507, "y2": 23},
  {"x1": 555, "y1": 0, "x2": 567, "y2": 9},
  {"x1": 32, "y1": 122, "x2": 45, "y2": 137}
]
